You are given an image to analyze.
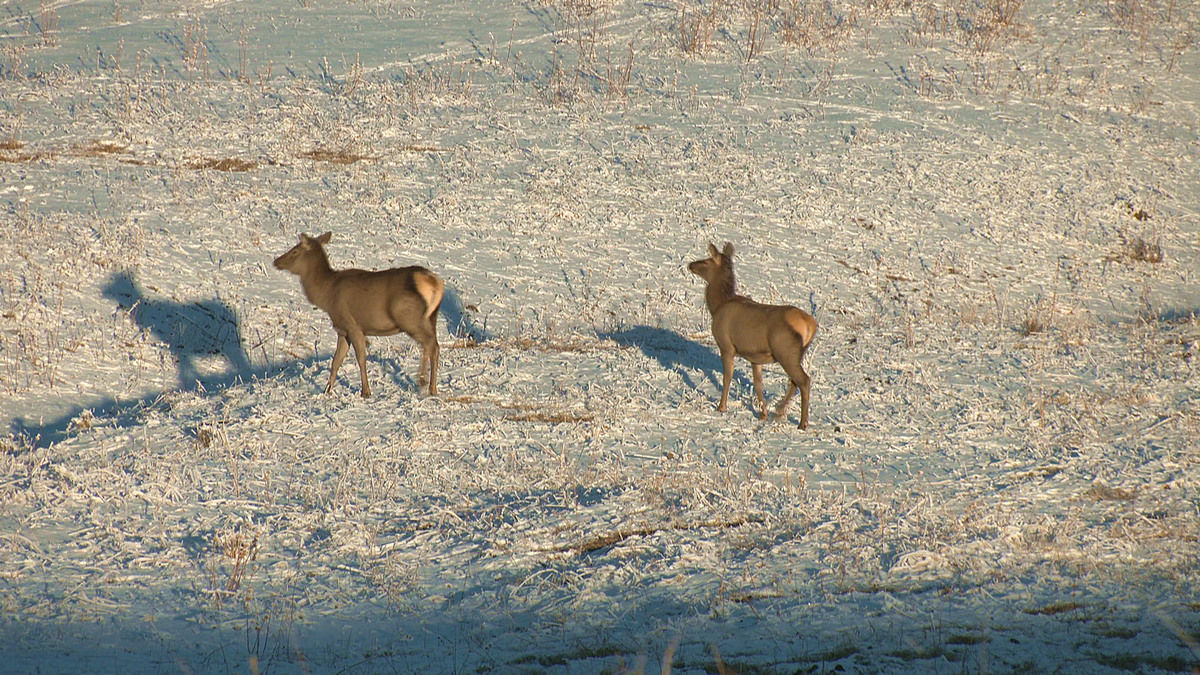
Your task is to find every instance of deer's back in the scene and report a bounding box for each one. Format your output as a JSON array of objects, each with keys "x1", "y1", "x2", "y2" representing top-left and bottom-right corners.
[
  {"x1": 713, "y1": 298, "x2": 815, "y2": 355},
  {"x1": 323, "y1": 266, "x2": 441, "y2": 335}
]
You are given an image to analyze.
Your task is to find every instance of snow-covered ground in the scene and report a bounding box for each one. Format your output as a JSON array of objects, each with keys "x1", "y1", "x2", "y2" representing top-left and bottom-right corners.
[{"x1": 2, "y1": 0, "x2": 1198, "y2": 672}]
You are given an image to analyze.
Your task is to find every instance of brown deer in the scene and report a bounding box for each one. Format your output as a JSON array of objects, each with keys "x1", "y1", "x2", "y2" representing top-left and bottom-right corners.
[
  {"x1": 688, "y1": 242, "x2": 817, "y2": 428},
  {"x1": 273, "y1": 232, "x2": 443, "y2": 398}
]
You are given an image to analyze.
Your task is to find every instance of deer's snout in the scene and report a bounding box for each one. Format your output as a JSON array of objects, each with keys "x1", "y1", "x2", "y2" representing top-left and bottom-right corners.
[{"x1": 273, "y1": 252, "x2": 294, "y2": 271}]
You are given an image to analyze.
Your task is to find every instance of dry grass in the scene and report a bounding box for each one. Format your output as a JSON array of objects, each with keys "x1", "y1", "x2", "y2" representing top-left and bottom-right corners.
[
  {"x1": 444, "y1": 394, "x2": 595, "y2": 424},
  {"x1": 187, "y1": 157, "x2": 257, "y2": 172},
  {"x1": 39, "y1": 1, "x2": 60, "y2": 47},
  {"x1": 504, "y1": 410, "x2": 594, "y2": 423},
  {"x1": 678, "y1": 2, "x2": 721, "y2": 56},
  {"x1": 1084, "y1": 485, "x2": 1138, "y2": 501},
  {"x1": 562, "y1": 515, "x2": 766, "y2": 555},
  {"x1": 0, "y1": 139, "x2": 50, "y2": 163},
  {"x1": 206, "y1": 529, "x2": 259, "y2": 609},
  {"x1": 297, "y1": 148, "x2": 375, "y2": 165},
  {"x1": 69, "y1": 140, "x2": 127, "y2": 157},
  {"x1": 1123, "y1": 236, "x2": 1164, "y2": 263}
]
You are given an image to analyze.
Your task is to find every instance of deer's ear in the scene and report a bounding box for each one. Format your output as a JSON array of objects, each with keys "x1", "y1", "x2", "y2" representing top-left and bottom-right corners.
[
  {"x1": 708, "y1": 243, "x2": 721, "y2": 259},
  {"x1": 722, "y1": 242, "x2": 734, "y2": 258},
  {"x1": 316, "y1": 232, "x2": 332, "y2": 245}
]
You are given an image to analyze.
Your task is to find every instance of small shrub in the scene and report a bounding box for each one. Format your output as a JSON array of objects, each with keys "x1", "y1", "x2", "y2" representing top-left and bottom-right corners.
[
  {"x1": 1020, "y1": 313, "x2": 1046, "y2": 336},
  {"x1": 1125, "y1": 236, "x2": 1163, "y2": 263}
]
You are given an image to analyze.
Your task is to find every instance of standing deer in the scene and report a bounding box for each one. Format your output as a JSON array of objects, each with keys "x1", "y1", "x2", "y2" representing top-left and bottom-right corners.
[
  {"x1": 688, "y1": 242, "x2": 817, "y2": 428},
  {"x1": 273, "y1": 232, "x2": 443, "y2": 398}
]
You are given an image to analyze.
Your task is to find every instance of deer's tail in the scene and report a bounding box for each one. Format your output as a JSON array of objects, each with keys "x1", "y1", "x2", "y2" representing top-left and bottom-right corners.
[
  {"x1": 784, "y1": 308, "x2": 817, "y2": 349},
  {"x1": 414, "y1": 270, "x2": 445, "y2": 321}
]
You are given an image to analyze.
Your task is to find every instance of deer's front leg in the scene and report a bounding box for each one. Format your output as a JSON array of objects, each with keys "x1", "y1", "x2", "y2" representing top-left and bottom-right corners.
[
  {"x1": 717, "y1": 348, "x2": 735, "y2": 412},
  {"x1": 752, "y1": 363, "x2": 767, "y2": 420},
  {"x1": 349, "y1": 330, "x2": 371, "y2": 398},
  {"x1": 326, "y1": 333, "x2": 350, "y2": 393}
]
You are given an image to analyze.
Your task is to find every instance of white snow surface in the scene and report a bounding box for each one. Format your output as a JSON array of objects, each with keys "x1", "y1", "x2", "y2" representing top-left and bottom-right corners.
[{"x1": 1, "y1": 0, "x2": 1198, "y2": 672}]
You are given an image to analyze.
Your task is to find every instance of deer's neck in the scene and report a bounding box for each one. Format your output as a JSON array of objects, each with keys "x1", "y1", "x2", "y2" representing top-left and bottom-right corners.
[
  {"x1": 705, "y1": 270, "x2": 738, "y2": 315},
  {"x1": 297, "y1": 251, "x2": 337, "y2": 307}
]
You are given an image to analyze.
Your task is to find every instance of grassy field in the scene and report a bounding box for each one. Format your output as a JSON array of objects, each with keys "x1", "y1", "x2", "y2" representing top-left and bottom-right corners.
[{"x1": 2, "y1": 0, "x2": 1198, "y2": 672}]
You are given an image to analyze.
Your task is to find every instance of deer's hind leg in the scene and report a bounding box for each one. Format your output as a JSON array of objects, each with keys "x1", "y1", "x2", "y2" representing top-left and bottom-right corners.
[
  {"x1": 777, "y1": 357, "x2": 811, "y2": 429},
  {"x1": 775, "y1": 381, "x2": 797, "y2": 419},
  {"x1": 348, "y1": 329, "x2": 371, "y2": 397},
  {"x1": 771, "y1": 332, "x2": 811, "y2": 429},
  {"x1": 410, "y1": 317, "x2": 439, "y2": 396}
]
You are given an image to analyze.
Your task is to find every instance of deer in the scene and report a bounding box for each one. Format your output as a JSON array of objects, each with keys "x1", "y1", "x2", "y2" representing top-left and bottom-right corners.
[
  {"x1": 688, "y1": 242, "x2": 817, "y2": 429},
  {"x1": 273, "y1": 232, "x2": 444, "y2": 398}
]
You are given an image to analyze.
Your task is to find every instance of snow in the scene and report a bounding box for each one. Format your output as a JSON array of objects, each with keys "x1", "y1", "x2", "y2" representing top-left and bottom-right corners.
[{"x1": 2, "y1": 0, "x2": 1198, "y2": 672}]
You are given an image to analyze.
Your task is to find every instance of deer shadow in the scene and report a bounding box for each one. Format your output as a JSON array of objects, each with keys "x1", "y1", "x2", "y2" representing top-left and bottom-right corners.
[
  {"x1": 101, "y1": 272, "x2": 252, "y2": 391},
  {"x1": 8, "y1": 272, "x2": 263, "y2": 449},
  {"x1": 600, "y1": 326, "x2": 751, "y2": 403}
]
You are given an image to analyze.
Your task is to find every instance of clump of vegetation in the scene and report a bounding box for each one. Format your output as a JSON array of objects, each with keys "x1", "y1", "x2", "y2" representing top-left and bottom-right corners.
[
  {"x1": 206, "y1": 528, "x2": 259, "y2": 609},
  {"x1": 1124, "y1": 236, "x2": 1164, "y2": 263},
  {"x1": 187, "y1": 157, "x2": 257, "y2": 171},
  {"x1": 70, "y1": 140, "x2": 128, "y2": 157},
  {"x1": 297, "y1": 148, "x2": 375, "y2": 165},
  {"x1": 0, "y1": 138, "x2": 50, "y2": 162}
]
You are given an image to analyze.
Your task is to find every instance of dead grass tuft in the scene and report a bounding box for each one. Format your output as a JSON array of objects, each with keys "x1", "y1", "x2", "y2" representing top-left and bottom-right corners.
[
  {"x1": 187, "y1": 157, "x2": 257, "y2": 172},
  {"x1": 568, "y1": 515, "x2": 765, "y2": 555},
  {"x1": 678, "y1": 2, "x2": 721, "y2": 56},
  {"x1": 445, "y1": 394, "x2": 594, "y2": 424},
  {"x1": 298, "y1": 148, "x2": 376, "y2": 165},
  {"x1": 1019, "y1": 314, "x2": 1047, "y2": 336},
  {"x1": 70, "y1": 140, "x2": 128, "y2": 157},
  {"x1": 1124, "y1": 236, "x2": 1164, "y2": 263},
  {"x1": 1025, "y1": 601, "x2": 1084, "y2": 615},
  {"x1": 512, "y1": 336, "x2": 614, "y2": 353},
  {"x1": 504, "y1": 411, "x2": 594, "y2": 424},
  {"x1": 1085, "y1": 485, "x2": 1138, "y2": 501},
  {"x1": 0, "y1": 139, "x2": 50, "y2": 163},
  {"x1": 399, "y1": 144, "x2": 445, "y2": 153}
]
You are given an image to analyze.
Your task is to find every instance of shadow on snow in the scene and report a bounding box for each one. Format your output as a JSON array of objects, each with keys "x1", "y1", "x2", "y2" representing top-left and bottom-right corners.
[
  {"x1": 600, "y1": 325, "x2": 754, "y2": 411},
  {"x1": 7, "y1": 278, "x2": 495, "y2": 449}
]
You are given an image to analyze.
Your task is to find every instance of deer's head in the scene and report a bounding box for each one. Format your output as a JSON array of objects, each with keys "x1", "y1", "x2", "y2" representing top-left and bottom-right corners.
[
  {"x1": 688, "y1": 242, "x2": 734, "y2": 283},
  {"x1": 274, "y1": 231, "x2": 332, "y2": 274}
]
